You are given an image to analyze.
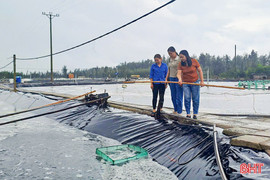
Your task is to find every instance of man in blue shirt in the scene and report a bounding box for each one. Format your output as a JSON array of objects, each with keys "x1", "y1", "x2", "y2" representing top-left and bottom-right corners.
[{"x1": 150, "y1": 54, "x2": 168, "y2": 116}]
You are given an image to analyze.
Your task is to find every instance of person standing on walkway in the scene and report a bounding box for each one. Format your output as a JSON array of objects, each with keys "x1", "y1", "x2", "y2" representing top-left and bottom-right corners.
[
  {"x1": 166, "y1": 46, "x2": 183, "y2": 115},
  {"x1": 150, "y1": 54, "x2": 168, "y2": 116},
  {"x1": 177, "y1": 50, "x2": 204, "y2": 119}
]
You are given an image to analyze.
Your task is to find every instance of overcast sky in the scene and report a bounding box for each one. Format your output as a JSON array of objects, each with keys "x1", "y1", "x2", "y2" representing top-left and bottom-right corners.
[{"x1": 1, "y1": 0, "x2": 270, "y2": 73}]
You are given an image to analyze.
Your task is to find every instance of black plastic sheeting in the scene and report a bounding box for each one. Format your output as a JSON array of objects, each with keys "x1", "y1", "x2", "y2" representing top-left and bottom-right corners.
[
  {"x1": 48, "y1": 103, "x2": 270, "y2": 180},
  {"x1": 1, "y1": 90, "x2": 270, "y2": 180}
]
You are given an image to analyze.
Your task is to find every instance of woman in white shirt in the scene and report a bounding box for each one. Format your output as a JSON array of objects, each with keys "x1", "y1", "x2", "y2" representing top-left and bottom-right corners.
[{"x1": 166, "y1": 46, "x2": 183, "y2": 115}]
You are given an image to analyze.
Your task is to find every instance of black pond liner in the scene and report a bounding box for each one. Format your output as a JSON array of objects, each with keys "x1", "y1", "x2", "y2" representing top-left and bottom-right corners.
[
  {"x1": 1, "y1": 90, "x2": 269, "y2": 180},
  {"x1": 46, "y1": 103, "x2": 270, "y2": 180}
]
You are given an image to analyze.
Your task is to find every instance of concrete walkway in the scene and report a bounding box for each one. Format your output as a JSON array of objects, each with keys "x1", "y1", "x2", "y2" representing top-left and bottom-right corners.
[{"x1": 108, "y1": 100, "x2": 270, "y2": 156}]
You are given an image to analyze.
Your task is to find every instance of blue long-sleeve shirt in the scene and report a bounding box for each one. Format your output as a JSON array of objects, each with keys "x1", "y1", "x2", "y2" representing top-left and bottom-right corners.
[{"x1": 149, "y1": 63, "x2": 168, "y2": 84}]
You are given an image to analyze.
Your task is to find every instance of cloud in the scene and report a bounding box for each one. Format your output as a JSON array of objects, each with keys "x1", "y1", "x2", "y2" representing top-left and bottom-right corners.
[
  {"x1": 204, "y1": 31, "x2": 235, "y2": 45},
  {"x1": 224, "y1": 18, "x2": 270, "y2": 33},
  {"x1": 1, "y1": 0, "x2": 270, "y2": 73}
]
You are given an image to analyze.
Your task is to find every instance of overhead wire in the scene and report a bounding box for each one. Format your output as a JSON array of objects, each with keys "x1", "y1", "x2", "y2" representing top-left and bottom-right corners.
[
  {"x1": 0, "y1": 61, "x2": 13, "y2": 69},
  {"x1": 16, "y1": 0, "x2": 176, "y2": 60},
  {"x1": 16, "y1": 67, "x2": 62, "y2": 71},
  {"x1": 0, "y1": 61, "x2": 13, "y2": 70}
]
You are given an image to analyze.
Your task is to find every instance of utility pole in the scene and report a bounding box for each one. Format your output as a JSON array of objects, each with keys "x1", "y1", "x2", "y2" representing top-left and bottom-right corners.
[
  {"x1": 13, "y1": 54, "x2": 17, "y2": 92},
  {"x1": 42, "y1": 12, "x2": 59, "y2": 82}
]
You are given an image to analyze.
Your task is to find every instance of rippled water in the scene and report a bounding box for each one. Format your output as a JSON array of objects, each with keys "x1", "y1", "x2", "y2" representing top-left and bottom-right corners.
[{"x1": 0, "y1": 90, "x2": 178, "y2": 180}]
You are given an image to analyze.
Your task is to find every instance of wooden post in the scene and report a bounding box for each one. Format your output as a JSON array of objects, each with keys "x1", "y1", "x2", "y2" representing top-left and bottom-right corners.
[{"x1": 13, "y1": 54, "x2": 17, "y2": 92}]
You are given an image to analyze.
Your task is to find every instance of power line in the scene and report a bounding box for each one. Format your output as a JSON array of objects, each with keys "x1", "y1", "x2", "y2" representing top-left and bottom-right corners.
[
  {"x1": 0, "y1": 61, "x2": 13, "y2": 70},
  {"x1": 17, "y1": 0, "x2": 175, "y2": 61}
]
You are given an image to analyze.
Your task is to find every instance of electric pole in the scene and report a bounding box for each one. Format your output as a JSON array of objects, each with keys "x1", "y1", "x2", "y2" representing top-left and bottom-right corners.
[
  {"x1": 13, "y1": 54, "x2": 17, "y2": 92},
  {"x1": 42, "y1": 12, "x2": 59, "y2": 82}
]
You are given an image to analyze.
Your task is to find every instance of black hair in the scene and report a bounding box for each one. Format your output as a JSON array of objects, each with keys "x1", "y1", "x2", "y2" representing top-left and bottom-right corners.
[
  {"x1": 154, "y1": 54, "x2": 162, "y2": 59},
  {"x1": 167, "y1": 46, "x2": 178, "y2": 56},
  {"x1": 179, "y1": 50, "x2": 192, "y2": 67}
]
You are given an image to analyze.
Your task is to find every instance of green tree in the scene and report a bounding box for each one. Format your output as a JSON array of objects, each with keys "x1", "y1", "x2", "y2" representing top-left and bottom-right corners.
[{"x1": 62, "y1": 65, "x2": 68, "y2": 78}]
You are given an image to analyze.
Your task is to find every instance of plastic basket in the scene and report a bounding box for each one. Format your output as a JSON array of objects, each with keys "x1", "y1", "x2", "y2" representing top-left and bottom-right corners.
[{"x1": 96, "y1": 144, "x2": 148, "y2": 165}]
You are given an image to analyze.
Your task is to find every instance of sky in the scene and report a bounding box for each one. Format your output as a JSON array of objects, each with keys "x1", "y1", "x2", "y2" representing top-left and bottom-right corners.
[{"x1": 1, "y1": 0, "x2": 270, "y2": 73}]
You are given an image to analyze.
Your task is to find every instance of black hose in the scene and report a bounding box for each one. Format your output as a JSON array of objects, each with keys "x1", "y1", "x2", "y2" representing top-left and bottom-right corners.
[
  {"x1": 0, "y1": 97, "x2": 109, "y2": 126},
  {"x1": 206, "y1": 112, "x2": 270, "y2": 118},
  {"x1": 177, "y1": 134, "x2": 212, "y2": 166},
  {"x1": 0, "y1": 106, "x2": 45, "y2": 119}
]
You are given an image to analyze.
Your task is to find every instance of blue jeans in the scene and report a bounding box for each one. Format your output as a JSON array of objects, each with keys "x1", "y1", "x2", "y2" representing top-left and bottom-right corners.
[
  {"x1": 168, "y1": 77, "x2": 183, "y2": 114},
  {"x1": 183, "y1": 80, "x2": 200, "y2": 115}
]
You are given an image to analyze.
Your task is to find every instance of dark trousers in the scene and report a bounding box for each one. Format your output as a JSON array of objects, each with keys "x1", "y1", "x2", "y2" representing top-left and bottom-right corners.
[{"x1": 152, "y1": 84, "x2": 166, "y2": 110}]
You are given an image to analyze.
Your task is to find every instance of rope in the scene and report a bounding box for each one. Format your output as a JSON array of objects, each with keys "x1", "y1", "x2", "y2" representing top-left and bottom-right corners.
[
  {"x1": 0, "y1": 96, "x2": 109, "y2": 126},
  {"x1": 12, "y1": 94, "x2": 25, "y2": 105},
  {"x1": 28, "y1": 98, "x2": 38, "y2": 109},
  {"x1": 16, "y1": 0, "x2": 175, "y2": 60}
]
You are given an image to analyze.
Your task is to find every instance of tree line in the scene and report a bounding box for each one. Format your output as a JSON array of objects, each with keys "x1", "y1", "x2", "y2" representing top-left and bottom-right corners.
[{"x1": 1, "y1": 50, "x2": 269, "y2": 80}]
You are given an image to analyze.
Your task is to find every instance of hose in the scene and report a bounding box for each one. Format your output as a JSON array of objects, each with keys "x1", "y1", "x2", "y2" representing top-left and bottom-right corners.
[
  {"x1": 213, "y1": 124, "x2": 227, "y2": 180},
  {"x1": 177, "y1": 134, "x2": 212, "y2": 165},
  {"x1": 0, "y1": 97, "x2": 109, "y2": 126},
  {"x1": 0, "y1": 91, "x2": 96, "y2": 119}
]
